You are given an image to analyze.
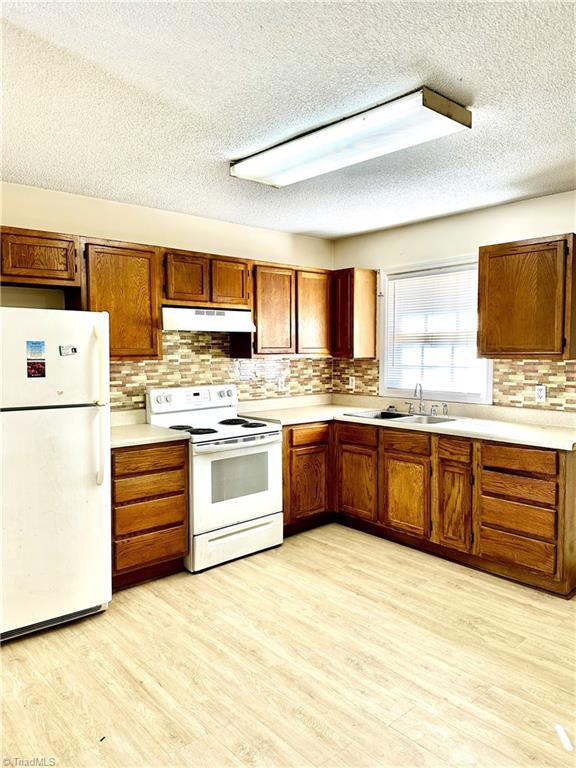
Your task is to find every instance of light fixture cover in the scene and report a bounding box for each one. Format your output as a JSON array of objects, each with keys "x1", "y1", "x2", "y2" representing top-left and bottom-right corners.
[{"x1": 230, "y1": 87, "x2": 471, "y2": 187}]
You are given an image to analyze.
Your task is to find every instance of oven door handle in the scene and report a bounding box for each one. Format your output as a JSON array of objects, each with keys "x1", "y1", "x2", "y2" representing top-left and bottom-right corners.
[{"x1": 192, "y1": 433, "x2": 281, "y2": 455}]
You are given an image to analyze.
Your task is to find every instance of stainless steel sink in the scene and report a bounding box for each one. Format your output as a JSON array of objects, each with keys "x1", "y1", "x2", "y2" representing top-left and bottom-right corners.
[{"x1": 397, "y1": 415, "x2": 456, "y2": 424}]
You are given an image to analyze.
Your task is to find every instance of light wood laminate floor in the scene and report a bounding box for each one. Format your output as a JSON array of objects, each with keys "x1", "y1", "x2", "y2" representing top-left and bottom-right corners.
[{"x1": 2, "y1": 524, "x2": 575, "y2": 768}]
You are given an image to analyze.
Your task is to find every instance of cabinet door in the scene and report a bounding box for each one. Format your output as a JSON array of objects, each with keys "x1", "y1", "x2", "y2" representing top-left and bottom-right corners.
[
  {"x1": 289, "y1": 444, "x2": 329, "y2": 520},
  {"x1": 165, "y1": 251, "x2": 210, "y2": 302},
  {"x1": 211, "y1": 258, "x2": 250, "y2": 305},
  {"x1": 86, "y1": 242, "x2": 161, "y2": 359},
  {"x1": 332, "y1": 269, "x2": 353, "y2": 357},
  {"x1": 296, "y1": 271, "x2": 331, "y2": 354},
  {"x1": 1, "y1": 228, "x2": 80, "y2": 286},
  {"x1": 478, "y1": 239, "x2": 567, "y2": 356},
  {"x1": 433, "y1": 461, "x2": 472, "y2": 552},
  {"x1": 254, "y1": 265, "x2": 296, "y2": 354},
  {"x1": 381, "y1": 453, "x2": 430, "y2": 537},
  {"x1": 337, "y1": 443, "x2": 378, "y2": 520}
]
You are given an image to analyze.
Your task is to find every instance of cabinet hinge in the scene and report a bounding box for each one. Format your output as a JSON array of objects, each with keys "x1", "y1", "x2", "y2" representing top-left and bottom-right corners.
[
  {"x1": 470, "y1": 473, "x2": 475, "y2": 486},
  {"x1": 471, "y1": 530, "x2": 475, "y2": 545},
  {"x1": 429, "y1": 465, "x2": 433, "y2": 477},
  {"x1": 563, "y1": 337, "x2": 568, "y2": 349}
]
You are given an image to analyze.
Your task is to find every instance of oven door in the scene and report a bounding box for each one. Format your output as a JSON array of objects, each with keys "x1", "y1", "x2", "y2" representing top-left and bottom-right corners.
[{"x1": 190, "y1": 433, "x2": 282, "y2": 534}]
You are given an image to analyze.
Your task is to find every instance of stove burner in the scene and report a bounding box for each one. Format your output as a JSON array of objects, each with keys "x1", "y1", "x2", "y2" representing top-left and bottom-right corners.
[
  {"x1": 242, "y1": 422, "x2": 267, "y2": 428},
  {"x1": 219, "y1": 418, "x2": 249, "y2": 426},
  {"x1": 189, "y1": 428, "x2": 218, "y2": 435},
  {"x1": 169, "y1": 425, "x2": 218, "y2": 435}
]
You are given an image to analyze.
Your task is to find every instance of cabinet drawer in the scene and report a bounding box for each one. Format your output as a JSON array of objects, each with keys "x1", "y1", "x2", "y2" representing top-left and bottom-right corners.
[
  {"x1": 480, "y1": 496, "x2": 556, "y2": 541},
  {"x1": 381, "y1": 430, "x2": 430, "y2": 456},
  {"x1": 481, "y1": 470, "x2": 557, "y2": 508},
  {"x1": 114, "y1": 494, "x2": 187, "y2": 536},
  {"x1": 289, "y1": 423, "x2": 330, "y2": 446},
  {"x1": 114, "y1": 468, "x2": 187, "y2": 504},
  {"x1": 478, "y1": 526, "x2": 556, "y2": 575},
  {"x1": 337, "y1": 423, "x2": 378, "y2": 447},
  {"x1": 481, "y1": 444, "x2": 558, "y2": 476},
  {"x1": 114, "y1": 525, "x2": 187, "y2": 572},
  {"x1": 438, "y1": 437, "x2": 472, "y2": 464},
  {"x1": 113, "y1": 443, "x2": 187, "y2": 476}
]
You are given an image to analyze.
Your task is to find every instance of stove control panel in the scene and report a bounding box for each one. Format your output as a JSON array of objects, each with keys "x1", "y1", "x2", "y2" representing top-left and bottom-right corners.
[{"x1": 147, "y1": 385, "x2": 238, "y2": 413}]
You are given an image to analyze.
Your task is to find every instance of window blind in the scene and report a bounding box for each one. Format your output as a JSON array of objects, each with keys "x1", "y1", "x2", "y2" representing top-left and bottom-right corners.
[{"x1": 382, "y1": 263, "x2": 491, "y2": 402}]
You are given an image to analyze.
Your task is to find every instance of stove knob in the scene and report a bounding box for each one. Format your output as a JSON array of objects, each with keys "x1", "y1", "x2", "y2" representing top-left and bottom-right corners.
[
  {"x1": 226, "y1": 389, "x2": 233, "y2": 397},
  {"x1": 218, "y1": 390, "x2": 225, "y2": 398},
  {"x1": 165, "y1": 394, "x2": 172, "y2": 404},
  {"x1": 155, "y1": 395, "x2": 163, "y2": 404}
]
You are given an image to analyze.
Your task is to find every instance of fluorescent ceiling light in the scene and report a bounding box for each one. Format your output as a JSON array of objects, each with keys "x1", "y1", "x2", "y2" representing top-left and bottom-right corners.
[{"x1": 230, "y1": 87, "x2": 472, "y2": 187}]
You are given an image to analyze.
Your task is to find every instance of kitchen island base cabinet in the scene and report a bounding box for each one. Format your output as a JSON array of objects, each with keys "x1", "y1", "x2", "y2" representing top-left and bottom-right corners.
[{"x1": 112, "y1": 441, "x2": 189, "y2": 589}]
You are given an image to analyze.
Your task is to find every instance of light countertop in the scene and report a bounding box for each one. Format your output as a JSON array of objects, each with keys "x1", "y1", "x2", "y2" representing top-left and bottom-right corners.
[
  {"x1": 111, "y1": 423, "x2": 191, "y2": 449},
  {"x1": 239, "y1": 405, "x2": 576, "y2": 451}
]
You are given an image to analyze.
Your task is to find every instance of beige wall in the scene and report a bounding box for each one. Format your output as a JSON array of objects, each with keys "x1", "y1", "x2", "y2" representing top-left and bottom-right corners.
[
  {"x1": 334, "y1": 191, "x2": 576, "y2": 271},
  {"x1": 1, "y1": 182, "x2": 334, "y2": 269}
]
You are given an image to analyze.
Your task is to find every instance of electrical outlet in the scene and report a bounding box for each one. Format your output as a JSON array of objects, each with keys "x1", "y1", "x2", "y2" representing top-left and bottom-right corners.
[
  {"x1": 535, "y1": 385, "x2": 547, "y2": 404},
  {"x1": 348, "y1": 376, "x2": 356, "y2": 391}
]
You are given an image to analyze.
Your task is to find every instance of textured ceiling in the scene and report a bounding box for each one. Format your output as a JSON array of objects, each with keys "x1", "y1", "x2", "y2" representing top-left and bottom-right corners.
[{"x1": 2, "y1": 1, "x2": 575, "y2": 237}]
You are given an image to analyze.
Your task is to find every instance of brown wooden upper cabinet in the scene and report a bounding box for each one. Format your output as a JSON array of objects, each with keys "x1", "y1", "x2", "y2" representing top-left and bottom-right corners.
[
  {"x1": 478, "y1": 233, "x2": 576, "y2": 359},
  {"x1": 1, "y1": 227, "x2": 80, "y2": 286},
  {"x1": 331, "y1": 268, "x2": 377, "y2": 359},
  {"x1": 86, "y1": 239, "x2": 162, "y2": 360},
  {"x1": 253, "y1": 264, "x2": 296, "y2": 354},
  {"x1": 296, "y1": 270, "x2": 331, "y2": 355},
  {"x1": 164, "y1": 250, "x2": 250, "y2": 308}
]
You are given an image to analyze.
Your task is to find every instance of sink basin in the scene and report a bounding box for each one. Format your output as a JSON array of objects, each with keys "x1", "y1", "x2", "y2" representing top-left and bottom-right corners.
[
  {"x1": 345, "y1": 410, "x2": 408, "y2": 420},
  {"x1": 397, "y1": 415, "x2": 456, "y2": 424}
]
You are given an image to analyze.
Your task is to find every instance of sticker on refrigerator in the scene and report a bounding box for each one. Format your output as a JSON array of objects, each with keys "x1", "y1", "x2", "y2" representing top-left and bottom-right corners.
[{"x1": 26, "y1": 340, "x2": 46, "y2": 378}]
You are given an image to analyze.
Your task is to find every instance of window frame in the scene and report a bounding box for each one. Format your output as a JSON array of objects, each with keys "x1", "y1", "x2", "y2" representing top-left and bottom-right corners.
[{"x1": 377, "y1": 260, "x2": 493, "y2": 405}]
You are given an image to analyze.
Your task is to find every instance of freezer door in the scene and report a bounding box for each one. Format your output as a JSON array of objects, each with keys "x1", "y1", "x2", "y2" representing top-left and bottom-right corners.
[
  {"x1": 0, "y1": 307, "x2": 109, "y2": 408},
  {"x1": 1, "y1": 405, "x2": 112, "y2": 635}
]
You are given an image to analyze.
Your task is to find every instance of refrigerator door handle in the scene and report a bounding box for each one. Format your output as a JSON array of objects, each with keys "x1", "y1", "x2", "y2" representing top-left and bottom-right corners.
[
  {"x1": 96, "y1": 407, "x2": 106, "y2": 486},
  {"x1": 94, "y1": 322, "x2": 107, "y2": 406}
]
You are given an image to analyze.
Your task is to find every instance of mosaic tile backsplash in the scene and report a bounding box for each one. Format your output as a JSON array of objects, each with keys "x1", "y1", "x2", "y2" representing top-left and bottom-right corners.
[
  {"x1": 110, "y1": 331, "x2": 333, "y2": 410},
  {"x1": 110, "y1": 332, "x2": 576, "y2": 412}
]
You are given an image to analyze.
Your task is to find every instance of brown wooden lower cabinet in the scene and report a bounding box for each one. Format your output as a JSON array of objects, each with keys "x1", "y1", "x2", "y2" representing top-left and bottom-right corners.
[
  {"x1": 282, "y1": 421, "x2": 576, "y2": 596},
  {"x1": 112, "y1": 440, "x2": 189, "y2": 589},
  {"x1": 335, "y1": 424, "x2": 378, "y2": 521},
  {"x1": 283, "y1": 423, "x2": 331, "y2": 528},
  {"x1": 431, "y1": 437, "x2": 473, "y2": 553}
]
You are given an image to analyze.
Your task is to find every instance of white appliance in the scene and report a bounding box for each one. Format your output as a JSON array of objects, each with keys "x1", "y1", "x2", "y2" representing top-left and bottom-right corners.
[
  {"x1": 162, "y1": 306, "x2": 256, "y2": 333},
  {"x1": 146, "y1": 385, "x2": 283, "y2": 572},
  {"x1": 1, "y1": 307, "x2": 112, "y2": 640}
]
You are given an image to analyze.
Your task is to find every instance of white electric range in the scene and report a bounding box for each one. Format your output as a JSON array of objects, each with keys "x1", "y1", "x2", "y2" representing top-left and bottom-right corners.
[{"x1": 146, "y1": 385, "x2": 283, "y2": 572}]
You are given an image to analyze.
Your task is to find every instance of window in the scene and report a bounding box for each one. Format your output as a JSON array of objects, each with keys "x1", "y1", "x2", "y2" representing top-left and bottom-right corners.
[{"x1": 380, "y1": 263, "x2": 492, "y2": 404}]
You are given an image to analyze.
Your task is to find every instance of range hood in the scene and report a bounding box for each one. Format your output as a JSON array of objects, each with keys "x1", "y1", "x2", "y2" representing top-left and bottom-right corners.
[{"x1": 162, "y1": 306, "x2": 256, "y2": 333}]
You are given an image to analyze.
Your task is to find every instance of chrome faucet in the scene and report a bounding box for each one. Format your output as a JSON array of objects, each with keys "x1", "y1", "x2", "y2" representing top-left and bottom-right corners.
[
  {"x1": 404, "y1": 401, "x2": 415, "y2": 415},
  {"x1": 430, "y1": 404, "x2": 439, "y2": 416},
  {"x1": 414, "y1": 383, "x2": 425, "y2": 414},
  {"x1": 442, "y1": 402, "x2": 449, "y2": 416}
]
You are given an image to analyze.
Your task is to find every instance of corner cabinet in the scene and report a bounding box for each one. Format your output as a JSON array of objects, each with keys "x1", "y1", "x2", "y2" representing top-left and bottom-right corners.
[
  {"x1": 478, "y1": 233, "x2": 576, "y2": 359},
  {"x1": 1, "y1": 227, "x2": 80, "y2": 286},
  {"x1": 85, "y1": 238, "x2": 162, "y2": 360},
  {"x1": 331, "y1": 268, "x2": 376, "y2": 359}
]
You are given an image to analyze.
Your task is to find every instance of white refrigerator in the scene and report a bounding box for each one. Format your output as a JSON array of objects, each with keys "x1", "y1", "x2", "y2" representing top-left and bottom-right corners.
[{"x1": 1, "y1": 307, "x2": 112, "y2": 640}]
